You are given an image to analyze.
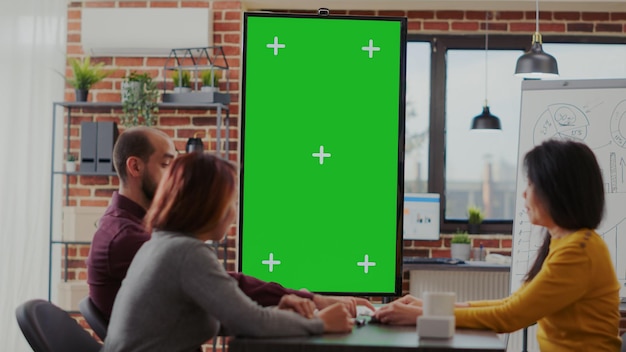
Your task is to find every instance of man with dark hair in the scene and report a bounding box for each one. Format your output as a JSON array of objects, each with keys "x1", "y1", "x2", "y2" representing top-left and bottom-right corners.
[{"x1": 87, "y1": 127, "x2": 372, "y2": 320}]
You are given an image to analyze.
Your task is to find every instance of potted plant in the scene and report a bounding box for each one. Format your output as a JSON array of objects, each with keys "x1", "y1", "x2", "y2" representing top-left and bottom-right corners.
[
  {"x1": 65, "y1": 154, "x2": 77, "y2": 173},
  {"x1": 65, "y1": 56, "x2": 110, "y2": 102},
  {"x1": 200, "y1": 70, "x2": 221, "y2": 93},
  {"x1": 450, "y1": 230, "x2": 471, "y2": 260},
  {"x1": 121, "y1": 71, "x2": 160, "y2": 127},
  {"x1": 171, "y1": 70, "x2": 191, "y2": 93},
  {"x1": 467, "y1": 206, "x2": 484, "y2": 234}
]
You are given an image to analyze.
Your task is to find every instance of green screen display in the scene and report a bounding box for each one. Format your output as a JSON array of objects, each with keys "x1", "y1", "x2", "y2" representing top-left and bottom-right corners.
[{"x1": 240, "y1": 13, "x2": 406, "y2": 295}]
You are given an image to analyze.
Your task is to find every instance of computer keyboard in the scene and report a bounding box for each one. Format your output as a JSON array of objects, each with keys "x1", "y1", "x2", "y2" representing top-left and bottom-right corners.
[{"x1": 403, "y1": 257, "x2": 465, "y2": 265}]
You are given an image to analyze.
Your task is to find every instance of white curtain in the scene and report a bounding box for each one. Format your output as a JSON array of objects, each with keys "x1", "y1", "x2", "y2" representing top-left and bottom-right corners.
[{"x1": 0, "y1": 0, "x2": 67, "y2": 350}]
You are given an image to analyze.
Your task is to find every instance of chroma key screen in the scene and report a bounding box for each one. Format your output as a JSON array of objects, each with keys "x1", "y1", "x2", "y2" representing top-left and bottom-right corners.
[{"x1": 239, "y1": 12, "x2": 407, "y2": 295}]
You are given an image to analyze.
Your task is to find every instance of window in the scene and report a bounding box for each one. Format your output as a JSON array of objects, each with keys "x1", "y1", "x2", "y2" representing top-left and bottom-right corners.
[{"x1": 406, "y1": 35, "x2": 626, "y2": 234}]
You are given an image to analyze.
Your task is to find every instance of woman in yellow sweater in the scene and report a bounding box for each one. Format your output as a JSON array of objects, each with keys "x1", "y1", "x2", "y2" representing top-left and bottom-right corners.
[{"x1": 376, "y1": 139, "x2": 621, "y2": 351}]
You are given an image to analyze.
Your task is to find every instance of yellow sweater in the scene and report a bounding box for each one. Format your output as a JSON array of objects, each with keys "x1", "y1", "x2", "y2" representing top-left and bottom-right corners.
[{"x1": 455, "y1": 229, "x2": 621, "y2": 351}]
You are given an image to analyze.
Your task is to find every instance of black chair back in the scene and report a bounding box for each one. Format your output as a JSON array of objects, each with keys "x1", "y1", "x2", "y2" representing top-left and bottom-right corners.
[
  {"x1": 79, "y1": 296, "x2": 109, "y2": 340},
  {"x1": 15, "y1": 299, "x2": 101, "y2": 352}
]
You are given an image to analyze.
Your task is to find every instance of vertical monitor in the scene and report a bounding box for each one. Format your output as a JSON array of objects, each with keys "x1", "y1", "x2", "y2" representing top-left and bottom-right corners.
[{"x1": 239, "y1": 12, "x2": 407, "y2": 295}]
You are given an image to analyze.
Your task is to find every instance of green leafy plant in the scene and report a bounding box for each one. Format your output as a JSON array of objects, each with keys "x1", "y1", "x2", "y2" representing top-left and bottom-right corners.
[
  {"x1": 65, "y1": 56, "x2": 110, "y2": 90},
  {"x1": 201, "y1": 70, "x2": 221, "y2": 88},
  {"x1": 451, "y1": 230, "x2": 471, "y2": 244},
  {"x1": 468, "y1": 206, "x2": 484, "y2": 225},
  {"x1": 171, "y1": 70, "x2": 191, "y2": 88},
  {"x1": 66, "y1": 154, "x2": 76, "y2": 162},
  {"x1": 121, "y1": 71, "x2": 160, "y2": 127}
]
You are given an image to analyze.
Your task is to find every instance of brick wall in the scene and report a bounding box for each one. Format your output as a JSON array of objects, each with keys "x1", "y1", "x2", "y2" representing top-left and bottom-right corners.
[{"x1": 60, "y1": 0, "x2": 626, "y2": 342}]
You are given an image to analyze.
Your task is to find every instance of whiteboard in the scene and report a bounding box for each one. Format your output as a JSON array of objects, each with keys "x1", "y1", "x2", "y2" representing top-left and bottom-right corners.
[{"x1": 511, "y1": 78, "x2": 626, "y2": 299}]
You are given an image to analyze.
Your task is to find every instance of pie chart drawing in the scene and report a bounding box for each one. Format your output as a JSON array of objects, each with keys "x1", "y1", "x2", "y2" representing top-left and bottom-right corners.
[
  {"x1": 533, "y1": 104, "x2": 589, "y2": 145},
  {"x1": 610, "y1": 99, "x2": 626, "y2": 148}
]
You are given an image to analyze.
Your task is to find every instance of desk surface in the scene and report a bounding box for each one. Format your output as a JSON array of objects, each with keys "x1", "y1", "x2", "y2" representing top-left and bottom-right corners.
[{"x1": 229, "y1": 322, "x2": 507, "y2": 352}]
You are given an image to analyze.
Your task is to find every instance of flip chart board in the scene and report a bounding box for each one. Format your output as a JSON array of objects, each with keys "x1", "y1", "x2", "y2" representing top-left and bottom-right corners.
[
  {"x1": 239, "y1": 12, "x2": 407, "y2": 295},
  {"x1": 511, "y1": 79, "x2": 626, "y2": 298}
]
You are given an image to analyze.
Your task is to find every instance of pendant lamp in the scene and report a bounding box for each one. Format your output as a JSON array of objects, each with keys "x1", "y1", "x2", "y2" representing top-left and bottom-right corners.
[
  {"x1": 514, "y1": 0, "x2": 559, "y2": 78},
  {"x1": 471, "y1": 11, "x2": 502, "y2": 131}
]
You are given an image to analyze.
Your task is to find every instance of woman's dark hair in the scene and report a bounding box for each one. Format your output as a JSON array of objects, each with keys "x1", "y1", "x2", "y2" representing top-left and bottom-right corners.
[
  {"x1": 145, "y1": 152, "x2": 237, "y2": 236},
  {"x1": 523, "y1": 139, "x2": 605, "y2": 282}
]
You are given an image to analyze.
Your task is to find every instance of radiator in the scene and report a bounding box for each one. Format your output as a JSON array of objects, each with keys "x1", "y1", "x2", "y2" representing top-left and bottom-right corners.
[{"x1": 408, "y1": 269, "x2": 540, "y2": 352}]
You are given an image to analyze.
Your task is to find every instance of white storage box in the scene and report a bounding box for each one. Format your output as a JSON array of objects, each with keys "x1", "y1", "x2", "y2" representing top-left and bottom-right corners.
[{"x1": 62, "y1": 206, "x2": 107, "y2": 242}]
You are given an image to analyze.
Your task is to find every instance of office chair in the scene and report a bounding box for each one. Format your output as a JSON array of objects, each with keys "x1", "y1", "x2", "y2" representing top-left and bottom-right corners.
[
  {"x1": 79, "y1": 296, "x2": 109, "y2": 341},
  {"x1": 16, "y1": 299, "x2": 102, "y2": 352}
]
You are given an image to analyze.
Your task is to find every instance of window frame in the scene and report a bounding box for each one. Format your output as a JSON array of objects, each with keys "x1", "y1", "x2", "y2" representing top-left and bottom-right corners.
[{"x1": 408, "y1": 34, "x2": 626, "y2": 234}]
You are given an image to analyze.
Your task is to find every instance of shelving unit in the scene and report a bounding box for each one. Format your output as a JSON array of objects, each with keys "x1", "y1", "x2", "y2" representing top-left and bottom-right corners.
[
  {"x1": 48, "y1": 101, "x2": 230, "y2": 302},
  {"x1": 162, "y1": 46, "x2": 231, "y2": 104}
]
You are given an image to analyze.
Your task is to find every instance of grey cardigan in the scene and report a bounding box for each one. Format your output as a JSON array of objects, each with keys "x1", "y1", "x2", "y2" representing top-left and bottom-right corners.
[{"x1": 103, "y1": 231, "x2": 324, "y2": 352}]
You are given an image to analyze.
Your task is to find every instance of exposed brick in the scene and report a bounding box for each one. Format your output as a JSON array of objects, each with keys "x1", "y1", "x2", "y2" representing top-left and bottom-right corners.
[
  {"x1": 452, "y1": 21, "x2": 480, "y2": 31},
  {"x1": 192, "y1": 116, "x2": 218, "y2": 126},
  {"x1": 348, "y1": 10, "x2": 376, "y2": 16},
  {"x1": 424, "y1": 22, "x2": 450, "y2": 31},
  {"x1": 67, "y1": 44, "x2": 84, "y2": 55},
  {"x1": 611, "y1": 12, "x2": 626, "y2": 21},
  {"x1": 224, "y1": 33, "x2": 241, "y2": 43},
  {"x1": 213, "y1": 11, "x2": 223, "y2": 21},
  {"x1": 80, "y1": 176, "x2": 111, "y2": 186},
  {"x1": 215, "y1": 22, "x2": 241, "y2": 31},
  {"x1": 150, "y1": 2, "x2": 178, "y2": 8},
  {"x1": 403, "y1": 249, "x2": 430, "y2": 257},
  {"x1": 473, "y1": 239, "x2": 499, "y2": 248},
  {"x1": 182, "y1": 1, "x2": 210, "y2": 8},
  {"x1": 94, "y1": 189, "x2": 116, "y2": 197},
  {"x1": 568, "y1": 23, "x2": 594, "y2": 32},
  {"x1": 408, "y1": 11, "x2": 434, "y2": 19},
  {"x1": 498, "y1": 11, "x2": 524, "y2": 20},
  {"x1": 224, "y1": 11, "x2": 242, "y2": 20},
  {"x1": 212, "y1": 1, "x2": 241, "y2": 10},
  {"x1": 81, "y1": 199, "x2": 110, "y2": 207},
  {"x1": 68, "y1": 9, "x2": 81, "y2": 20},
  {"x1": 582, "y1": 12, "x2": 610, "y2": 21},
  {"x1": 436, "y1": 11, "x2": 464, "y2": 20},
  {"x1": 67, "y1": 21, "x2": 81, "y2": 31},
  {"x1": 85, "y1": 1, "x2": 115, "y2": 8},
  {"x1": 501, "y1": 239, "x2": 512, "y2": 248},
  {"x1": 119, "y1": 1, "x2": 147, "y2": 8},
  {"x1": 160, "y1": 117, "x2": 192, "y2": 126},
  {"x1": 510, "y1": 22, "x2": 536, "y2": 32},
  {"x1": 431, "y1": 249, "x2": 452, "y2": 258},
  {"x1": 379, "y1": 10, "x2": 406, "y2": 17},
  {"x1": 554, "y1": 12, "x2": 580, "y2": 21},
  {"x1": 79, "y1": 246, "x2": 91, "y2": 258},
  {"x1": 407, "y1": 21, "x2": 422, "y2": 32},
  {"x1": 466, "y1": 11, "x2": 488, "y2": 20},
  {"x1": 114, "y1": 57, "x2": 145, "y2": 66},
  {"x1": 488, "y1": 23, "x2": 508, "y2": 32},
  {"x1": 596, "y1": 23, "x2": 623, "y2": 32},
  {"x1": 68, "y1": 188, "x2": 91, "y2": 197},
  {"x1": 540, "y1": 23, "x2": 566, "y2": 32}
]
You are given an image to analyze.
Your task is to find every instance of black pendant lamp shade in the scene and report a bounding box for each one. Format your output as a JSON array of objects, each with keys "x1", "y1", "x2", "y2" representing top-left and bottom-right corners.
[
  {"x1": 471, "y1": 12, "x2": 501, "y2": 131},
  {"x1": 515, "y1": 33, "x2": 559, "y2": 78},
  {"x1": 471, "y1": 106, "x2": 501, "y2": 130}
]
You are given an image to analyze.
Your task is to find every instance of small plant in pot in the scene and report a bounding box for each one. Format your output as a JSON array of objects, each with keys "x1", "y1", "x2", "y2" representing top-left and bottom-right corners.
[
  {"x1": 467, "y1": 206, "x2": 484, "y2": 234},
  {"x1": 450, "y1": 229, "x2": 471, "y2": 261},
  {"x1": 171, "y1": 70, "x2": 191, "y2": 93},
  {"x1": 200, "y1": 70, "x2": 221, "y2": 93},
  {"x1": 121, "y1": 71, "x2": 160, "y2": 127},
  {"x1": 65, "y1": 154, "x2": 77, "y2": 173},
  {"x1": 65, "y1": 56, "x2": 110, "y2": 102}
]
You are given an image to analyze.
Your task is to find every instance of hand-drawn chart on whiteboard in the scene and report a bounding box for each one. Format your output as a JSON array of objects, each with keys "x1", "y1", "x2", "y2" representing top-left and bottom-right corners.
[{"x1": 512, "y1": 79, "x2": 626, "y2": 298}]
